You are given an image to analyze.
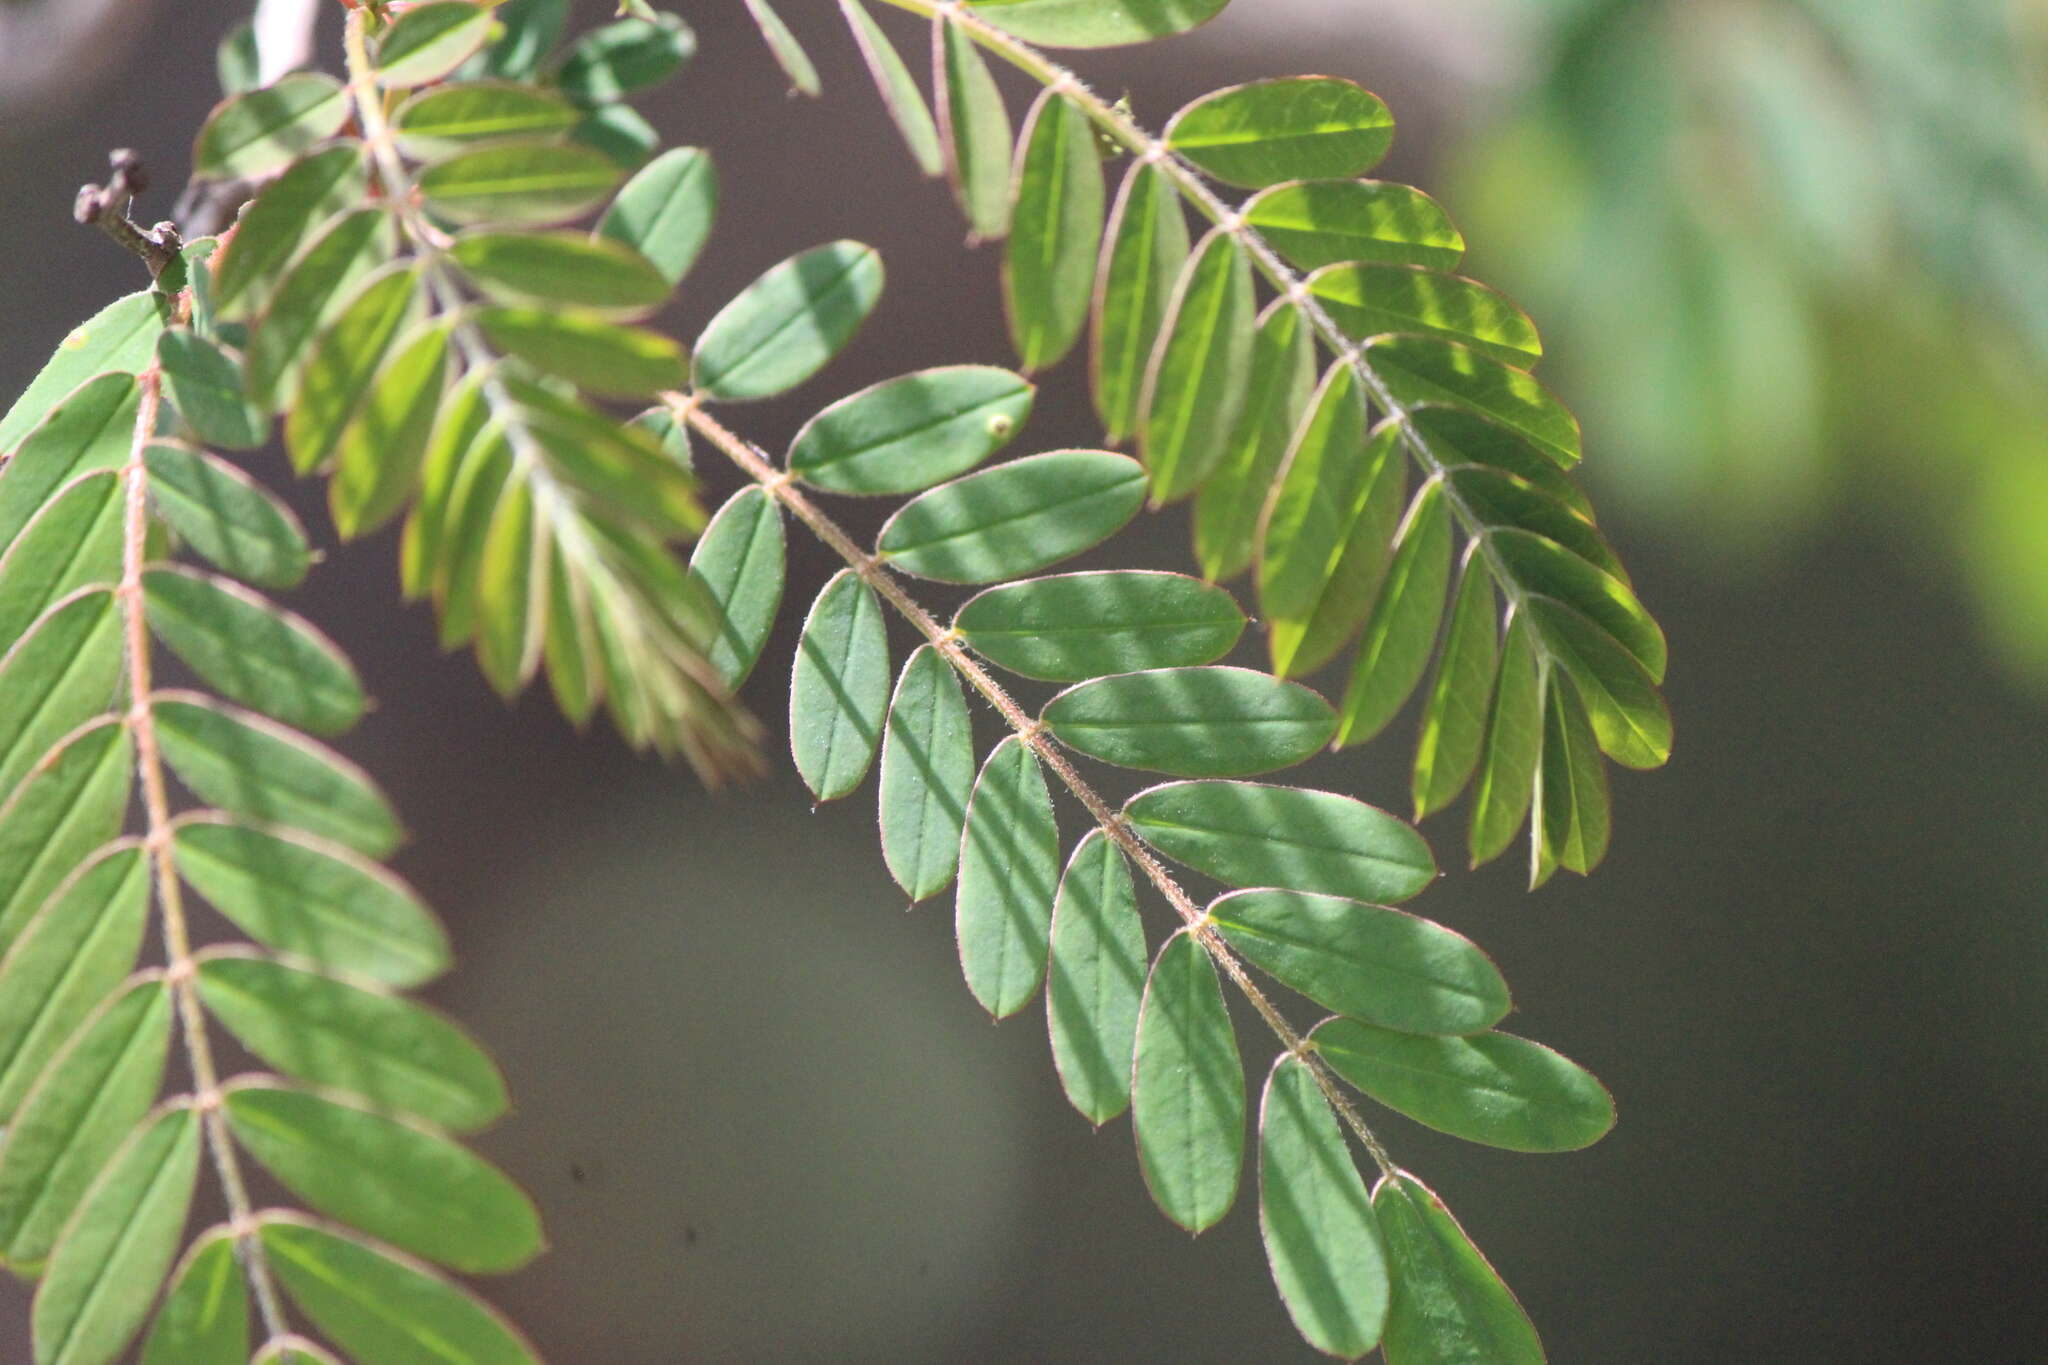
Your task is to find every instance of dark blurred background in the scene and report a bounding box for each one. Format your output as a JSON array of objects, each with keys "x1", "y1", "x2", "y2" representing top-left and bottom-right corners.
[{"x1": 2, "y1": 1, "x2": 2046, "y2": 1360}]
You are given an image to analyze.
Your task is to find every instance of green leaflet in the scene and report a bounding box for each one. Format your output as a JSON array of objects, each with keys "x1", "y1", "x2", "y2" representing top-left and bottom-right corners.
[
  {"x1": 331, "y1": 321, "x2": 454, "y2": 539},
  {"x1": 687, "y1": 486, "x2": 785, "y2": 688},
  {"x1": 0, "y1": 589, "x2": 125, "y2": 796},
  {"x1": 1337, "y1": 479, "x2": 1454, "y2": 748},
  {"x1": 1139, "y1": 227, "x2": 1256, "y2": 503},
  {"x1": 146, "y1": 443, "x2": 311, "y2": 590},
  {"x1": 1259, "y1": 375, "x2": 1406, "y2": 678},
  {"x1": 962, "y1": 0, "x2": 1231, "y2": 48},
  {"x1": 192, "y1": 73, "x2": 351, "y2": 181},
  {"x1": 449, "y1": 231, "x2": 671, "y2": 312},
  {"x1": 789, "y1": 570, "x2": 891, "y2": 802},
  {"x1": 1448, "y1": 466, "x2": 1623, "y2": 581},
  {"x1": 285, "y1": 265, "x2": 426, "y2": 476},
  {"x1": 1412, "y1": 549, "x2": 1498, "y2": 820},
  {"x1": 840, "y1": 0, "x2": 942, "y2": 176},
  {"x1": 598, "y1": 146, "x2": 718, "y2": 287},
  {"x1": 254, "y1": 1339, "x2": 341, "y2": 1364},
  {"x1": 554, "y1": 15, "x2": 695, "y2": 104},
  {"x1": 211, "y1": 142, "x2": 367, "y2": 321},
  {"x1": 1006, "y1": 91, "x2": 1106, "y2": 371},
  {"x1": 172, "y1": 816, "x2": 451, "y2": 988},
  {"x1": 261, "y1": 1216, "x2": 542, "y2": 1365},
  {"x1": 1093, "y1": 162, "x2": 1192, "y2": 444},
  {"x1": 0, "y1": 373, "x2": 139, "y2": 553},
  {"x1": 742, "y1": 0, "x2": 820, "y2": 97},
  {"x1": 1209, "y1": 888, "x2": 1509, "y2": 1036},
  {"x1": 473, "y1": 308, "x2": 686, "y2": 398},
  {"x1": 1259, "y1": 1056, "x2": 1388, "y2": 1360},
  {"x1": 1194, "y1": 299, "x2": 1316, "y2": 582},
  {"x1": 876, "y1": 449, "x2": 1146, "y2": 584},
  {"x1": 1312, "y1": 264, "x2": 1542, "y2": 369},
  {"x1": 542, "y1": 557, "x2": 601, "y2": 726},
  {"x1": 956, "y1": 737, "x2": 1060, "y2": 1019},
  {"x1": 140, "y1": 1227, "x2": 247, "y2": 1365},
  {"x1": 938, "y1": 16, "x2": 1014, "y2": 239},
  {"x1": 392, "y1": 84, "x2": 582, "y2": 161},
  {"x1": 1491, "y1": 528, "x2": 1667, "y2": 681},
  {"x1": 1534, "y1": 673, "x2": 1610, "y2": 884},
  {"x1": 1132, "y1": 929, "x2": 1243, "y2": 1232},
  {"x1": 157, "y1": 330, "x2": 266, "y2": 450},
  {"x1": 482, "y1": 0, "x2": 569, "y2": 80},
  {"x1": 1041, "y1": 667, "x2": 1336, "y2": 777},
  {"x1": 0, "y1": 718, "x2": 132, "y2": 954},
  {"x1": 1371, "y1": 1172, "x2": 1545, "y2": 1365},
  {"x1": 789, "y1": 366, "x2": 1033, "y2": 496},
  {"x1": 1243, "y1": 179, "x2": 1465, "y2": 274},
  {"x1": 955, "y1": 570, "x2": 1245, "y2": 682},
  {"x1": 0, "y1": 470, "x2": 124, "y2": 652},
  {"x1": 428, "y1": 430, "x2": 515, "y2": 649},
  {"x1": 32, "y1": 1104, "x2": 200, "y2": 1365},
  {"x1": 0, "y1": 296, "x2": 161, "y2": 459},
  {"x1": 1467, "y1": 612, "x2": 1541, "y2": 869},
  {"x1": 473, "y1": 479, "x2": 544, "y2": 697},
  {"x1": 693, "y1": 241, "x2": 884, "y2": 400},
  {"x1": 878, "y1": 644, "x2": 975, "y2": 902},
  {"x1": 143, "y1": 567, "x2": 364, "y2": 737},
  {"x1": 417, "y1": 140, "x2": 624, "y2": 227},
  {"x1": 1408, "y1": 404, "x2": 1590, "y2": 517},
  {"x1": 1366, "y1": 335, "x2": 1581, "y2": 468},
  {"x1": 152, "y1": 692, "x2": 401, "y2": 857},
  {"x1": 376, "y1": 1, "x2": 499, "y2": 89},
  {"x1": 244, "y1": 208, "x2": 397, "y2": 408},
  {"x1": 1314, "y1": 1017, "x2": 1614, "y2": 1153},
  {"x1": 1527, "y1": 597, "x2": 1672, "y2": 769},
  {"x1": 575, "y1": 100, "x2": 659, "y2": 170},
  {"x1": 1166, "y1": 77, "x2": 1395, "y2": 189},
  {"x1": 0, "y1": 844, "x2": 150, "y2": 1120},
  {"x1": 0, "y1": 977, "x2": 170, "y2": 1272},
  {"x1": 402, "y1": 368, "x2": 490, "y2": 596},
  {"x1": 1125, "y1": 780, "x2": 1437, "y2": 905},
  {"x1": 224, "y1": 1083, "x2": 541, "y2": 1273},
  {"x1": 1045, "y1": 830, "x2": 1145, "y2": 1125}
]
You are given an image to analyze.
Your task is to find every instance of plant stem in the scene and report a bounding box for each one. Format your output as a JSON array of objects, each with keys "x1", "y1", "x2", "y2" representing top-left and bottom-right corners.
[
  {"x1": 671, "y1": 395, "x2": 1399, "y2": 1180},
  {"x1": 120, "y1": 365, "x2": 289, "y2": 1338}
]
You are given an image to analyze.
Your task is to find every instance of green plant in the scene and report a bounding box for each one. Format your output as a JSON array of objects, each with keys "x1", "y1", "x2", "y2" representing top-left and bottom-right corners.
[{"x1": 0, "y1": 0, "x2": 1671, "y2": 1359}]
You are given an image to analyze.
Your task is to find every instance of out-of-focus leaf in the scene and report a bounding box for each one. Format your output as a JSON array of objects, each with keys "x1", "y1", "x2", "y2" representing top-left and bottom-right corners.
[
  {"x1": 482, "y1": 0, "x2": 569, "y2": 80},
  {"x1": 212, "y1": 143, "x2": 368, "y2": 322},
  {"x1": 224, "y1": 1083, "x2": 541, "y2": 1272},
  {"x1": 1467, "y1": 612, "x2": 1541, "y2": 869},
  {"x1": 1125, "y1": 779, "x2": 1437, "y2": 904},
  {"x1": 32, "y1": 1103, "x2": 201, "y2": 1365},
  {"x1": 331, "y1": 321, "x2": 453, "y2": 538},
  {"x1": 393, "y1": 84, "x2": 582, "y2": 161},
  {"x1": 140, "y1": 1227, "x2": 247, "y2": 1365},
  {"x1": 877, "y1": 450, "x2": 1145, "y2": 584},
  {"x1": 1195, "y1": 300, "x2": 1316, "y2": 582},
  {"x1": 694, "y1": 241, "x2": 884, "y2": 400},
  {"x1": 449, "y1": 231, "x2": 669, "y2": 312},
  {"x1": 554, "y1": 15, "x2": 696, "y2": 104},
  {"x1": 962, "y1": 0, "x2": 1231, "y2": 48},
  {"x1": 1412, "y1": 548, "x2": 1497, "y2": 820},
  {"x1": 193, "y1": 74, "x2": 350, "y2": 181},
  {"x1": 146, "y1": 443, "x2": 311, "y2": 590},
  {"x1": 937, "y1": 16, "x2": 1014, "y2": 239},
  {"x1": 153, "y1": 692, "x2": 400, "y2": 857},
  {"x1": 473, "y1": 308, "x2": 686, "y2": 398},
  {"x1": 172, "y1": 816, "x2": 450, "y2": 987},
  {"x1": 284, "y1": 265, "x2": 425, "y2": 476},
  {"x1": 1132, "y1": 929, "x2": 1243, "y2": 1232},
  {"x1": 377, "y1": 2, "x2": 499, "y2": 88},
  {"x1": 1534, "y1": 673, "x2": 1610, "y2": 883},
  {"x1": 244, "y1": 209, "x2": 397, "y2": 408},
  {"x1": 417, "y1": 141, "x2": 624, "y2": 227},
  {"x1": 261, "y1": 1216, "x2": 542, "y2": 1365},
  {"x1": 1337, "y1": 479, "x2": 1452, "y2": 748},
  {"x1": 840, "y1": 0, "x2": 942, "y2": 176},
  {"x1": 144, "y1": 567, "x2": 364, "y2": 736}
]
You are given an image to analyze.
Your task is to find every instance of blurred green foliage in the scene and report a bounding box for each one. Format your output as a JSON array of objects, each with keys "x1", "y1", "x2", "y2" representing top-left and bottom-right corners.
[{"x1": 1453, "y1": 0, "x2": 2048, "y2": 676}]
